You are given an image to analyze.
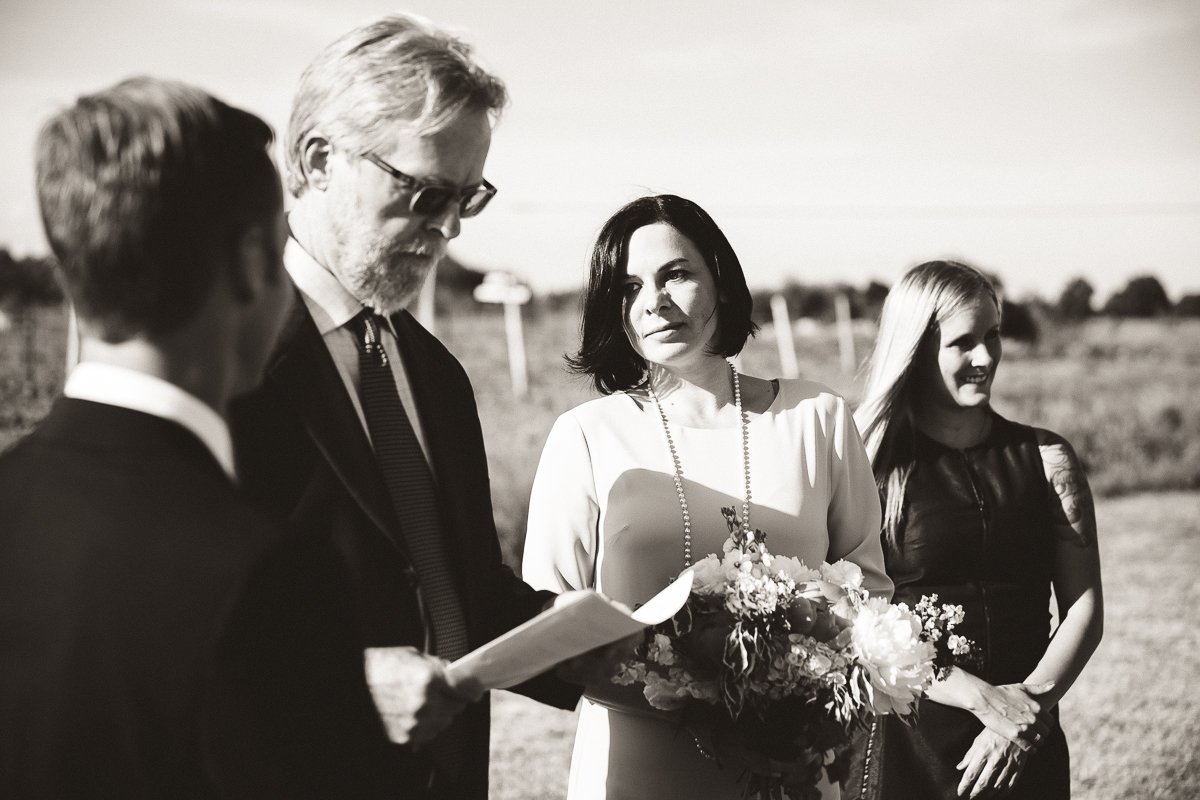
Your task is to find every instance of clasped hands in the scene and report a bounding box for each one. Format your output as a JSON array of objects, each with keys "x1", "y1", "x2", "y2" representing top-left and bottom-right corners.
[
  {"x1": 956, "y1": 680, "x2": 1055, "y2": 798},
  {"x1": 363, "y1": 633, "x2": 639, "y2": 746}
]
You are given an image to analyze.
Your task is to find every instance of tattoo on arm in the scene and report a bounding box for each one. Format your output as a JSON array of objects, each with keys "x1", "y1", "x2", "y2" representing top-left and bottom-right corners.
[{"x1": 1038, "y1": 433, "x2": 1098, "y2": 549}]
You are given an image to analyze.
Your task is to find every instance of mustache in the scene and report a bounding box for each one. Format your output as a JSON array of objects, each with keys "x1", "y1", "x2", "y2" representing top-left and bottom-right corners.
[{"x1": 394, "y1": 240, "x2": 446, "y2": 259}]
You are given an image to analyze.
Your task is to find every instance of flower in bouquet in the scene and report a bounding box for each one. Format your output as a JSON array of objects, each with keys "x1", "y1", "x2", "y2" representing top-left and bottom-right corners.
[
  {"x1": 612, "y1": 510, "x2": 877, "y2": 796},
  {"x1": 910, "y1": 593, "x2": 981, "y2": 680},
  {"x1": 613, "y1": 507, "x2": 979, "y2": 799},
  {"x1": 847, "y1": 596, "x2": 934, "y2": 716}
]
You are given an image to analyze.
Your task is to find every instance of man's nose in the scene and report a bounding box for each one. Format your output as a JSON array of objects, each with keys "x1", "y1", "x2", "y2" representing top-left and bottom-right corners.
[{"x1": 425, "y1": 203, "x2": 462, "y2": 240}]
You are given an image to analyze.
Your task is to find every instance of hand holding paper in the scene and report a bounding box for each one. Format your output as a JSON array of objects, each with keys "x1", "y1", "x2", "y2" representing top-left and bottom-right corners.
[{"x1": 363, "y1": 646, "x2": 481, "y2": 745}]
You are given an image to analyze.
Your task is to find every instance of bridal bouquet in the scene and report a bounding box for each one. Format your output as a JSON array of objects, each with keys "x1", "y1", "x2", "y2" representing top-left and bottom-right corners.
[{"x1": 612, "y1": 508, "x2": 975, "y2": 800}]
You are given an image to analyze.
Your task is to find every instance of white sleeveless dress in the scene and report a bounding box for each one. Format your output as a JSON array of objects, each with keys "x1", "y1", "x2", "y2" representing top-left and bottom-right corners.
[{"x1": 522, "y1": 379, "x2": 893, "y2": 800}]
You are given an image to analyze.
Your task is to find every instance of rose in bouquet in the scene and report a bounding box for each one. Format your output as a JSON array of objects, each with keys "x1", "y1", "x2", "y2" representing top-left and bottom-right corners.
[{"x1": 613, "y1": 508, "x2": 975, "y2": 800}]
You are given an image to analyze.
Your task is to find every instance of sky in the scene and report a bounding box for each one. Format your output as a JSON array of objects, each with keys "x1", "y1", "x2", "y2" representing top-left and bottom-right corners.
[{"x1": 1, "y1": 0, "x2": 1198, "y2": 300}]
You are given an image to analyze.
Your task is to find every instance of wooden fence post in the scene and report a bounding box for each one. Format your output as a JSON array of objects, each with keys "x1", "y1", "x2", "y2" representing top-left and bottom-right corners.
[
  {"x1": 23, "y1": 305, "x2": 37, "y2": 394},
  {"x1": 835, "y1": 293, "x2": 856, "y2": 374},
  {"x1": 473, "y1": 272, "x2": 533, "y2": 398},
  {"x1": 66, "y1": 303, "x2": 80, "y2": 372},
  {"x1": 770, "y1": 293, "x2": 799, "y2": 379},
  {"x1": 503, "y1": 302, "x2": 528, "y2": 398}
]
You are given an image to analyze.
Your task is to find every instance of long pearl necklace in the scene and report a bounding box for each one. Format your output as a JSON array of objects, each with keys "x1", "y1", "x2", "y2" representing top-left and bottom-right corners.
[{"x1": 647, "y1": 360, "x2": 751, "y2": 568}]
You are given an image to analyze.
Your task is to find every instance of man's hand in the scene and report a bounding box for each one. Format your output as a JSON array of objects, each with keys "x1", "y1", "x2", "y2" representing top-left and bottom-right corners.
[
  {"x1": 555, "y1": 632, "x2": 642, "y2": 687},
  {"x1": 363, "y1": 646, "x2": 483, "y2": 746}
]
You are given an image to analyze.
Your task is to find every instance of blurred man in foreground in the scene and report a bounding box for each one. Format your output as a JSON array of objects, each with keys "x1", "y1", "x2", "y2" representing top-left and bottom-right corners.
[{"x1": 0, "y1": 77, "x2": 407, "y2": 797}]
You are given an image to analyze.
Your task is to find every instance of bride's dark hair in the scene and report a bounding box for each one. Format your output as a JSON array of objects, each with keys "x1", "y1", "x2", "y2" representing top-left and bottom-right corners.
[{"x1": 567, "y1": 194, "x2": 757, "y2": 395}]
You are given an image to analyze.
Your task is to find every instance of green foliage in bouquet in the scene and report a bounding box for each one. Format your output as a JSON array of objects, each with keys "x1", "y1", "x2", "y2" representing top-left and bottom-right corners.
[{"x1": 613, "y1": 507, "x2": 978, "y2": 800}]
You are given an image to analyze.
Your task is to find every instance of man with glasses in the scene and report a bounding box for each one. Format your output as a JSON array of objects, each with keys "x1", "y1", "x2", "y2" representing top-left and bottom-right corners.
[{"x1": 230, "y1": 14, "x2": 612, "y2": 799}]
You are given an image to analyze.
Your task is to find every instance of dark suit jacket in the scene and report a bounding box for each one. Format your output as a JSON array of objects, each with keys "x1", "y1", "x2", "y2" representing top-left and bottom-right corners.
[
  {"x1": 0, "y1": 398, "x2": 406, "y2": 798},
  {"x1": 230, "y1": 301, "x2": 582, "y2": 799}
]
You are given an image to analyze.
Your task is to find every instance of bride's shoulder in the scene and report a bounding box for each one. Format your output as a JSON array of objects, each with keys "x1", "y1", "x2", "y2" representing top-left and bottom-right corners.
[
  {"x1": 773, "y1": 378, "x2": 848, "y2": 415},
  {"x1": 558, "y1": 392, "x2": 645, "y2": 428}
]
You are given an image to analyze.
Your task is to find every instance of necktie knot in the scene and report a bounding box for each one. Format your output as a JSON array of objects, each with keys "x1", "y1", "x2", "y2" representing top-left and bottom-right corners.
[{"x1": 350, "y1": 309, "x2": 389, "y2": 367}]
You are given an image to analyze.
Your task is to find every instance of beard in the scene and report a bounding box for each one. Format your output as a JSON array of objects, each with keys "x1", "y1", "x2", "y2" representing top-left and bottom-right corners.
[{"x1": 334, "y1": 218, "x2": 447, "y2": 316}]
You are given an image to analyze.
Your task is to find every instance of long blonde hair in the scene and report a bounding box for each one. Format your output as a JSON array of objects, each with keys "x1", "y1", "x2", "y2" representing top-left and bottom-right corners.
[{"x1": 855, "y1": 261, "x2": 1000, "y2": 546}]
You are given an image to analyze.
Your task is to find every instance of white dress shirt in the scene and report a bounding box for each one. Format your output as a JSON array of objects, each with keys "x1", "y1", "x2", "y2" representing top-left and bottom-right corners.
[
  {"x1": 283, "y1": 237, "x2": 433, "y2": 467},
  {"x1": 63, "y1": 361, "x2": 236, "y2": 482}
]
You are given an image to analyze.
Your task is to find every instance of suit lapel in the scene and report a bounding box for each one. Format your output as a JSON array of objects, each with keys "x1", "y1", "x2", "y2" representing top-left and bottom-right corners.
[
  {"x1": 390, "y1": 313, "x2": 450, "y2": 483},
  {"x1": 266, "y1": 301, "x2": 408, "y2": 556}
]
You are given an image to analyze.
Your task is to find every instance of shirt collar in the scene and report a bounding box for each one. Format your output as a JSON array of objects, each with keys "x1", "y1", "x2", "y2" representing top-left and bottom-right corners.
[
  {"x1": 63, "y1": 362, "x2": 236, "y2": 482},
  {"x1": 284, "y1": 236, "x2": 384, "y2": 335}
]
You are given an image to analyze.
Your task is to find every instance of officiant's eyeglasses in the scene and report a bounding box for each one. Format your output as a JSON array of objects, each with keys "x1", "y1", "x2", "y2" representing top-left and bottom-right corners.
[{"x1": 360, "y1": 153, "x2": 497, "y2": 218}]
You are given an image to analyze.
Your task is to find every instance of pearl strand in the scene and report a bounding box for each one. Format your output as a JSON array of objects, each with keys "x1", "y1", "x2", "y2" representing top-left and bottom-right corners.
[{"x1": 648, "y1": 360, "x2": 752, "y2": 568}]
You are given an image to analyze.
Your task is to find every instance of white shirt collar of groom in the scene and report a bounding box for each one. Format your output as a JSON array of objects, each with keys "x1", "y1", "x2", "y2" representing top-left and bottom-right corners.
[{"x1": 64, "y1": 362, "x2": 236, "y2": 483}]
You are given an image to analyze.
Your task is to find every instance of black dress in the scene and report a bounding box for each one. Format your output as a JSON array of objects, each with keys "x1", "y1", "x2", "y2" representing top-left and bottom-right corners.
[{"x1": 846, "y1": 412, "x2": 1070, "y2": 800}]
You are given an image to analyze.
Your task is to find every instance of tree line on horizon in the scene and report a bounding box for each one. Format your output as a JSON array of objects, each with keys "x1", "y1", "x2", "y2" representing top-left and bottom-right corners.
[
  {"x1": 748, "y1": 272, "x2": 1200, "y2": 343},
  {"x1": 2, "y1": 246, "x2": 1198, "y2": 338}
]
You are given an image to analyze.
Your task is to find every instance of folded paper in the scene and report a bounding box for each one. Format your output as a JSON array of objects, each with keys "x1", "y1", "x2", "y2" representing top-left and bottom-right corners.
[{"x1": 447, "y1": 570, "x2": 695, "y2": 691}]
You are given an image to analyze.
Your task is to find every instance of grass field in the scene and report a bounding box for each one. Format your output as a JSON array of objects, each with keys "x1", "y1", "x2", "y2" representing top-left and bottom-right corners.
[
  {"x1": 3, "y1": 302, "x2": 1198, "y2": 799},
  {"x1": 0, "y1": 304, "x2": 66, "y2": 453},
  {"x1": 488, "y1": 491, "x2": 1200, "y2": 800},
  {"x1": 6, "y1": 304, "x2": 1199, "y2": 542},
  {"x1": 434, "y1": 305, "x2": 1200, "y2": 565}
]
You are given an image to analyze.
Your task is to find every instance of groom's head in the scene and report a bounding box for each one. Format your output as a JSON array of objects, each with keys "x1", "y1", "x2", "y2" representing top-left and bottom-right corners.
[
  {"x1": 36, "y1": 77, "x2": 293, "y2": 396},
  {"x1": 284, "y1": 13, "x2": 506, "y2": 315},
  {"x1": 36, "y1": 76, "x2": 289, "y2": 348}
]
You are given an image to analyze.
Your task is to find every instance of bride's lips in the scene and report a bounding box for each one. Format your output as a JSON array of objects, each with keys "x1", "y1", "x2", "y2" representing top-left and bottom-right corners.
[{"x1": 645, "y1": 322, "x2": 684, "y2": 336}]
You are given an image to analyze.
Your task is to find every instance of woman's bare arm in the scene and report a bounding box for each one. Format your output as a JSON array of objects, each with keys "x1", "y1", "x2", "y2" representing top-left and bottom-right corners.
[{"x1": 1024, "y1": 429, "x2": 1104, "y2": 709}]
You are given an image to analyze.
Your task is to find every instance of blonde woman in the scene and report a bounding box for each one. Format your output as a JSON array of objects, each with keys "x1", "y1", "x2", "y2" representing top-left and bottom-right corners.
[{"x1": 848, "y1": 261, "x2": 1103, "y2": 800}]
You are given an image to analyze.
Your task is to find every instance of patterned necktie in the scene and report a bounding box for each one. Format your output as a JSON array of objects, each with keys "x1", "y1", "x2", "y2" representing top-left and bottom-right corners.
[{"x1": 348, "y1": 310, "x2": 470, "y2": 660}]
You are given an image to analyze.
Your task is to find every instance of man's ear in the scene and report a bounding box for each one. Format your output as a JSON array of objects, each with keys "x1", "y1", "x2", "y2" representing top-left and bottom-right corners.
[{"x1": 302, "y1": 134, "x2": 333, "y2": 192}]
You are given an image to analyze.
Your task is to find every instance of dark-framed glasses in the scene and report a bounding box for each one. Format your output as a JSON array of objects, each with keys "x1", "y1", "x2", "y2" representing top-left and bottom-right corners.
[{"x1": 360, "y1": 152, "x2": 497, "y2": 218}]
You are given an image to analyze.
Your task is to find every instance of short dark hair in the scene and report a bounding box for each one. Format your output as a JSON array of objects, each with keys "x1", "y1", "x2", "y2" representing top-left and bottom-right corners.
[
  {"x1": 568, "y1": 194, "x2": 757, "y2": 394},
  {"x1": 36, "y1": 76, "x2": 281, "y2": 342}
]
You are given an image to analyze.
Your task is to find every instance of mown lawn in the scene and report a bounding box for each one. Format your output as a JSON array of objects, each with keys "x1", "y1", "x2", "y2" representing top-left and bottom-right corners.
[{"x1": 1059, "y1": 492, "x2": 1200, "y2": 799}]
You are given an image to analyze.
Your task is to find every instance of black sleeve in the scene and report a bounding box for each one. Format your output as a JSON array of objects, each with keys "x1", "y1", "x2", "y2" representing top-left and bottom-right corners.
[{"x1": 201, "y1": 527, "x2": 426, "y2": 799}]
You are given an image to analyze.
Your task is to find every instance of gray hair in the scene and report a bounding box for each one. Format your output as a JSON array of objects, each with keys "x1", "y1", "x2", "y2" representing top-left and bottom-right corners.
[{"x1": 284, "y1": 12, "x2": 508, "y2": 197}]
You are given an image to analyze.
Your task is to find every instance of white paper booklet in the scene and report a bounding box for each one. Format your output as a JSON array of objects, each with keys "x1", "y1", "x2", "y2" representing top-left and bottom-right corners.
[{"x1": 447, "y1": 570, "x2": 694, "y2": 692}]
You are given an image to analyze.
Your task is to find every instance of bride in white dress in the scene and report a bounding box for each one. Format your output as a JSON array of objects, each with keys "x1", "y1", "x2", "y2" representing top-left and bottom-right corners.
[{"x1": 522, "y1": 195, "x2": 893, "y2": 800}]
